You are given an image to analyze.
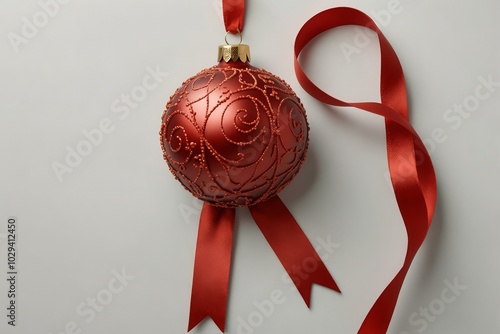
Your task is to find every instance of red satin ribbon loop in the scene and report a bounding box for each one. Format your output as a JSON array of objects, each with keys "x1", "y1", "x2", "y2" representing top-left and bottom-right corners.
[
  {"x1": 223, "y1": 0, "x2": 245, "y2": 34},
  {"x1": 294, "y1": 7, "x2": 437, "y2": 334}
]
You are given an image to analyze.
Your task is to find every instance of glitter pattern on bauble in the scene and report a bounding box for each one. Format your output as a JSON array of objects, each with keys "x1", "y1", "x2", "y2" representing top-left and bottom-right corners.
[{"x1": 160, "y1": 60, "x2": 308, "y2": 208}]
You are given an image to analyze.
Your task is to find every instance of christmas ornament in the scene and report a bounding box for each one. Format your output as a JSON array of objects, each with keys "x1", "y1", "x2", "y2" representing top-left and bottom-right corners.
[
  {"x1": 160, "y1": 44, "x2": 309, "y2": 208},
  {"x1": 159, "y1": 2, "x2": 436, "y2": 334}
]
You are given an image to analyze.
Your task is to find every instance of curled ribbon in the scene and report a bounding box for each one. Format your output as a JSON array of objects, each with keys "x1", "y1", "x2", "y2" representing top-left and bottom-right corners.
[{"x1": 294, "y1": 7, "x2": 437, "y2": 333}]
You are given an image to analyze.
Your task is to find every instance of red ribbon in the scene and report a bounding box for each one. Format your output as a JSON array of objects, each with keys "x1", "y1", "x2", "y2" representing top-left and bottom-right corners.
[
  {"x1": 188, "y1": 196, "x2": 339, "y2": 331},
  {"x1": 188, "y1": 203, "x2": 235, "y2": 332},
  {"x1": 294, "y1": 7, "x2": 437, "y2": 333},
  {"x1": 250, "y1": 196, "x2": 340, "y2": 304},
  {"x1": 222, "y1": 0, "x2": 245, "y2": 34}
]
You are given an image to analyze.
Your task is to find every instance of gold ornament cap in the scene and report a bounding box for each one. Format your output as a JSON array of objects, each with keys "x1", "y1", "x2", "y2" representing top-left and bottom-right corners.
[{"x1": 218, "y1": 44, "x2": 251, "y2": 63}]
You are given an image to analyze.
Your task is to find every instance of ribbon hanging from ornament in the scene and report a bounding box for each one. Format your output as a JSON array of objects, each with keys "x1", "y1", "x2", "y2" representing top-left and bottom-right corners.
[
  {"x1": 188, "y1": 196, "x2": 340, "y2": 332},
  {"x1": 294, "y1": 7, "x2": 437, "y2": 333}
]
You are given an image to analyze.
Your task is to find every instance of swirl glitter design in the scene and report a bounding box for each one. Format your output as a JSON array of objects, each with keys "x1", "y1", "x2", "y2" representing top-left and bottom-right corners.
[{"x1": 160, "y1": 63, "x2": 309, "y2": 208}]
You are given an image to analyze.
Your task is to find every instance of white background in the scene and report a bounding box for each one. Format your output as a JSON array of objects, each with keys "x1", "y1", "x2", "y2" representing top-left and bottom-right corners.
[{"x1": 1, "y1": 0, "x2": 499, "y2": 333}]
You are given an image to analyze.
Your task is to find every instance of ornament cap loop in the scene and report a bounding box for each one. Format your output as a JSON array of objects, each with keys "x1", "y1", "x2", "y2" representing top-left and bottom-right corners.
[
  {"x1": 224, "y1": 29, "x2": 243, "y2": 45},
  {"x1": 217, "y1": 44, "x2": 251, "y2": 63}
]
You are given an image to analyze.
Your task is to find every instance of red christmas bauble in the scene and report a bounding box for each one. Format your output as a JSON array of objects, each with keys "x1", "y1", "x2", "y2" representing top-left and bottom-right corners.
[{"x1": 160, "y1": 46, "x2": 308, "y2": 208}]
